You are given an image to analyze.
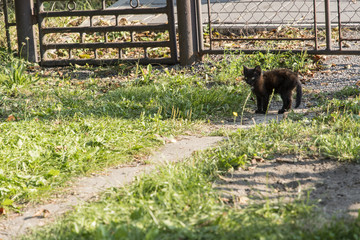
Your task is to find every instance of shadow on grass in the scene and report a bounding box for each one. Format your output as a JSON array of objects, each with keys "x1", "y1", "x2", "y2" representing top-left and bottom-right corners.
[
  {"x1": 216, "y1": 157, "x2": 360, "y2": 218},
  {"x1": 25, "y1": 157, "x2": 360, "y2": 240}
]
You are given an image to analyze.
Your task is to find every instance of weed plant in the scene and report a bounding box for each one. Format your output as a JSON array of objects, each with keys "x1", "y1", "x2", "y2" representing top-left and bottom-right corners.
[
  {"x1": 201, "y1": 50, "x2": 314, "y2": 86},
  {"x1": 0, "y1": 51, "x2": 38, "y2": 97}
]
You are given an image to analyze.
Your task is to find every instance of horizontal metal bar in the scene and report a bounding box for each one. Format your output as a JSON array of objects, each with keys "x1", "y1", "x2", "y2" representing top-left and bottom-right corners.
[
  {"x1": 39, "y1": 7, "x2": 168, "y2": 18},
  {"x1": 339, "y1": 38, "x2": 360, "y2": 41},
  {"x1": 41, "y1": 24, "x2": 170, "y2": 34},
  {"x1": 42, "y1": 41, "x2": 172, "y2": 50},
  {"x1": 211, "y1": 37, "x2": 316, "y2": 42},
  {"x1": 40, "y1": 57, "x2": 177, "y2": 67},
  {"x1": 201, "y1": 49, "x2": 360, "y2": 56}
]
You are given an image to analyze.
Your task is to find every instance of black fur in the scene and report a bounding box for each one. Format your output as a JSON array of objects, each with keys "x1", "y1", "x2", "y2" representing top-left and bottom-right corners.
[{"x1": 243, "y1": 66, "x2": 302, "y2": 114}]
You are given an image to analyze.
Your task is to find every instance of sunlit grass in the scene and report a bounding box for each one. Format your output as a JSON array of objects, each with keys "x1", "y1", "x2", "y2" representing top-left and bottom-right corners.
[
  {"x1": 23, "y1": 109, "x2": 360, "y2": 239},
  {"x1": 2, "y1": 45, "x2": 360, "y2": 239}
]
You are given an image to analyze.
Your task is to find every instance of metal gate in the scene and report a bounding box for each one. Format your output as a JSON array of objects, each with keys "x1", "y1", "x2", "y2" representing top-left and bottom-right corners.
[
  {"x1": 200, "y1": 0, "x2": 360, "y2": 55},
  {"x1": 1, "y1": 0, "x2": 15, "y2": 51},
  {"x1": 36, "y1": 0, "x2": 178, "y2": 66}
]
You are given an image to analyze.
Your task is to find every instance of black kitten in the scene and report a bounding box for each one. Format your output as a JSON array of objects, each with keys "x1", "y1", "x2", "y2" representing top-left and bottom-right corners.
[{"x1": 243, "y1": 66, "x2": 302, "y2": 114}]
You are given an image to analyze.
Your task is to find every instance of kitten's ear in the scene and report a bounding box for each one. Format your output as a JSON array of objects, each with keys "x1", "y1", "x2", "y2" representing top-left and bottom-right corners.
[
  {"x1": 254, "y1": 65, "x2": 262, "y2": 73},
  {"x1": 243, "y1": 66, "x2": 248, "y2": 74}
]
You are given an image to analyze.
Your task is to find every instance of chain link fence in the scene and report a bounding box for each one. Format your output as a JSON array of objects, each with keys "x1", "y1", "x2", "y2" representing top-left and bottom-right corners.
[{"x1": 202, "y1": 0, "x2": 360, "y2": 53}]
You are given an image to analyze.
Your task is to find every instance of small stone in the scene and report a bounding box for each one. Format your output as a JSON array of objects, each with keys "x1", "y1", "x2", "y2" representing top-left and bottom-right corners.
[{"x1": 342, "y1": 42, "x2": 351, "y2": 48}]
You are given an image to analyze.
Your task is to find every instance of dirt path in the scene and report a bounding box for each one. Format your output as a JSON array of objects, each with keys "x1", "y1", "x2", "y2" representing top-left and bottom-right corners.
[{"x1": 216, "y1": 156, "x2": 360, "y2": 218}]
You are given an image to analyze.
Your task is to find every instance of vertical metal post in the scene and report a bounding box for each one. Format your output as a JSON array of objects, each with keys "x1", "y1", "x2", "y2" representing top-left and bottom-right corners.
[
  {"x1": 324, "y1": 0, "x2": 331, "y2": 51},
  {"x1": 36, "y1": 0, "x2": 46, "y2": 62},
  {"x1": 14, "y1": 0, "x2": 38, "y2": 62},
  {"x1": 167, "y1": 0, "x2": 178, "y2": 63},
  {"x1": 3, "y1": 0, "x2": 12, "y2": 51},
  {"x1": 337, "y1": 0, "x2": 342, "y2": 50},
  {"x1": 196, "y1": 0, "x2": 204, "y2": 57},
  {"x1": 313, "y1": 0, "x2": 318, "y2": 50},
  {"x1": 177, "y1": 0, "x2": 197, "y2": 65},
  {"x1": 207, "y1": 0, "x2": 212, "y2": 51}
]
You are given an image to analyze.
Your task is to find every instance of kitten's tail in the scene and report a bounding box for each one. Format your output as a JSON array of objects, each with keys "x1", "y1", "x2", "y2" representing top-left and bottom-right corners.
[{"x1": 295, "y1": 81, "x2": 302, "y2": 108}]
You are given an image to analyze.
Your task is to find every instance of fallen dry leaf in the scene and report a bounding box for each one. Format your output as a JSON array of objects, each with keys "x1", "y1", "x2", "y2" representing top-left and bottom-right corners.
[
  {"x1": 6, "y1": 115, "x2": 16, "y2": 122},
  {"x1": 309, "y1": 146, "x2": 317, "y2": 151},
  {"x1": 55, "y1": 145, "x2": 67, "y2": 152},
  {"x1": 236, "y1": 196, "x2": 249, "y2": 204},
  {"x1": 252, "y1": 156, "x2": 264, "y2": 163},
  {"x1": 320, "y1": 70, "x2": 331, "y2": 75},
  {"x1": 220, "y1": 197, "x2": 230, "y2": 203},
  {"x1": 0, "y1": 207, "x2": 6, "y2": 215},
  {"x1": 118, "y1": 18, "x2": 128, "y2": 25},
  {"x1": 165, "y1": 137, "x2": 177, "y2": 144},
  {"x1": 34, "y1": 209, "x2": 50, "y2": 218},
  {"x1": 217, "y1": 174, "x2": 229, "y2": 181},
  {"x1": 276, "y1": 158, "x2": 298, "y2": 163},
  {"x1": 312, "y1": 55, "x2": 322, "y2": 62}
]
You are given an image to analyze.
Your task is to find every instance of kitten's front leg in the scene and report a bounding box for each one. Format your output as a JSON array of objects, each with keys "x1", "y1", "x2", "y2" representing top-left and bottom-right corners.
[
  {"x1": 262, "y1": 95, "x2": 270, "y2": 113},
  {"x1": 255, "y1": 95, "x2": 266, "y2": 114}
]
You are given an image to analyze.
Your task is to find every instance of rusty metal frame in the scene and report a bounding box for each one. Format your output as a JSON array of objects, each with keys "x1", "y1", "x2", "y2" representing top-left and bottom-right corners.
[
  {"x1": 1, "y1": 0, "x2": 16, "y2": 51},
  {"x1": 200, "y1": 0, "x2": 360, "y2": 56},
  {"x1": 36, "y1": 0, "x2": 178, "y2": 66}
]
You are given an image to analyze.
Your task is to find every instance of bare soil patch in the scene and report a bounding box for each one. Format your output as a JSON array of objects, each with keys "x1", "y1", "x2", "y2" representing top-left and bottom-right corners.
[{"x1": 215, "y1": 156, "x2": 360, "y2": 218}]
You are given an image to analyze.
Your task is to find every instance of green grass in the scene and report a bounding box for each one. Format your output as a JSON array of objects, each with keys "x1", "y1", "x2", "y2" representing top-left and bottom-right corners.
[
  {"x1": 2, "y1": 3, "x2": 360, "y2": 238},
  {"x1": 1, "y1": 46, "x2": 360, "y2": 238},
  {"x1": 217, "y1": 113, "x2": 360, "y2": 165},
  {"x1": 0, "y1": 116, "x2": 195, "y2": 206},
  {"x1": 0, "y1": 49, "x2": 314, "y2": 207},
  {"x1": 0, "y1": 50, "x2": 315, "y2": 122},
  {"x1": 24, "y1": 108, "x2": 360, "y2": 239}
]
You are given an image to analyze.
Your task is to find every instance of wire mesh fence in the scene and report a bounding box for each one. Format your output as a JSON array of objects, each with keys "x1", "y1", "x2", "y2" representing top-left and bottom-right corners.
[
  {"x1": 3, "y1": 0, "x2": 360, "y2": 66},
  {"x1": 202, "y1": 0, "x2": 360, "y2": 53}
]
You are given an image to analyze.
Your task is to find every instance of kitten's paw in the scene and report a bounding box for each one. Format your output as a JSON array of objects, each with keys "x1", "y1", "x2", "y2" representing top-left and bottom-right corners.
[
  {"x1": 255, "y1": 110, "x2": 266, "y2": 114},
  {"x1": 278, "y1": 109, "x2": 286, "y2": 114}
]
